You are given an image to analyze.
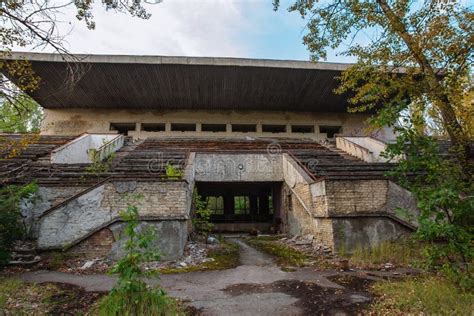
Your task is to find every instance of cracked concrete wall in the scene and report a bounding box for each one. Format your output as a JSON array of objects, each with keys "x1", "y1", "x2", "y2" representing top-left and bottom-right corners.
[
  {"x1": 194, "y1": 153, "x2": 282, "y2": 182},
  {"x1": 41, "y1": 108, "x2": 376, "y2": 141},
  {"x1": 21, "y1": 186, "x2": 88, "y2": 238},
  {"x1": 37, "y1": 180, "x2": 190, "y2": 259},
  {"x1": 108, "y1": 221, "x2": 188, "y2": 260}
]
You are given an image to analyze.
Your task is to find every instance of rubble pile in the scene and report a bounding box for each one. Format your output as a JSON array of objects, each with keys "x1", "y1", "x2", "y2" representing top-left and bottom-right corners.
[
  {"x1": 145, "y1": 241, "x2": 214, "y2": 270},
  {"x1": 278, "y1": 234, "x2": 333, "y2": 256}
]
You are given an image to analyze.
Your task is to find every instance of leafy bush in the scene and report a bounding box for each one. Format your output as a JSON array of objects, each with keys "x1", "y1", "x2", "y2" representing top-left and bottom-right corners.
[
  {"x1": 98, "y1": 204, "x2": 178, "y2": 315},
  {"x1": 165, "y1": 164, "x2": 183, "y2": 179},
  {"x1": 384, "y1": 132, "x2": 473, "y2": 288},
  {"x1": 0, "y1": 183, "x2": 38, "y2": 264},
  {"x1": 192, "y1": 191, "x2": 214, "y2": 239}
]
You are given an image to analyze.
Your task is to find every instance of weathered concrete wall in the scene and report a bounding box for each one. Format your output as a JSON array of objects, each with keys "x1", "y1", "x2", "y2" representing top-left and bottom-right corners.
[
  {"x1": 281, "y1": 154, "x2": 334, "y2": 247},
  {"x1": 41, "y1": 108, "x2": 380, "y2": 140},
  {"x1": 332, "y1": 217, "x2": 412, "y2": 253},
  {"x1": 194, "y1": 153, "x2": 282, "y2": 182},
  {"x1": 37, "y1": 180, "x2": 190, "y2": 257},
  {"x1": 282, "y1": 184, "x2": 335, "y2": 249},
  {"x1": 108, "y1": 221, "x2": 188, "y2": 260},
  {"x1": 68, "y1": 220, "x2": 187, "y2": 260},
  {"x1": 21, "y1": 185, "x2": 88, "y2": 237},
  {"x1": 382, "y1": 181, "x2": 419, "y2": 227},
  {"x1": 51, "y1": 134, "x2": 119, "y2": 164},
  {"x1": 336, "y1": 136, "x2": 401, "y2": 163}
]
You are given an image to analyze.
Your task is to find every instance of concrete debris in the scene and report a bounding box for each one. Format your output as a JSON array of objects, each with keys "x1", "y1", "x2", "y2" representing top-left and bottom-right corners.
[
  {"x1": 144, "y1": 241, "x2": 212, "y2": 270},
  {"x1": 278, "y1": 234, "x2": 333, "y2": 257},
  {"x1": 80, "y1": 260, "x2": 96, "y2": 270},
  {"x1": 207, "y1": 236, "x2": 220, "y2": 245}
]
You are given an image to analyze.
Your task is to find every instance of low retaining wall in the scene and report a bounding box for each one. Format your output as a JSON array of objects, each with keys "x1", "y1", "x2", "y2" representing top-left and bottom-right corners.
[{"x1": 37, "y1": 180, "x2": 190, "y2": 259}]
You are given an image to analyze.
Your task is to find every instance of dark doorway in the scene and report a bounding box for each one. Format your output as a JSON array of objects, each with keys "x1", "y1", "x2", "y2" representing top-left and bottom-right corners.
[{"x1": 195, "y1": 182, "x2": 282, "y2": 233}]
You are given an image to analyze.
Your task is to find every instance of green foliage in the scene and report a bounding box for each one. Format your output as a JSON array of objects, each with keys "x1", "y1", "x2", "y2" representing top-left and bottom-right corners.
[
  {"x1": 383, "y1": 131, "x2": 473, "y2": 288},
  {"x1": 165, "y1": 164, "x2": 183, "y2": 179},
  {"x1": 99, "y1": 204, "x2": 177, "y2": 316},
  {"x1": 371, "y1": 276, "x2": 474, "y2": 315},
  {"x1": 85, "y1": 152, "x2": 115, "y2": 178},
  {"x1": 0, "y1": 95, "x2": 43, "y2": 133},
  {"x1": 278, "y1": 0, "x2": 473, "y2": 287},
  {"x1": 277, "y1": 0, "x2": 472, "y2": 164},
  {"x1": 0, "y1": 183, "x2": 38, "y2": 264},
  {"x1": 192, "y1": 191, "x2": 214, "y2": 239}
]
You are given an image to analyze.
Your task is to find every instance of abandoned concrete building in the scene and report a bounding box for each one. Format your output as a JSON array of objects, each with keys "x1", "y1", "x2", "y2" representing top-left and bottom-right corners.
[{"x1": 1, "y1": 52, "x2": 418, "y2": 260}]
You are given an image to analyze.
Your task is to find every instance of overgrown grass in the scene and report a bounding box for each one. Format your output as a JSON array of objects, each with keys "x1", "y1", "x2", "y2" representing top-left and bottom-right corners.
[
  {"x1": 160, "y1": 241, "x2": 240, "y2": 274},
  {"x1": 0, "y1": 277, "x2": 90, "y2": 314},
  {"x1": 341, "y1": 240, "x2": 423, "y2": 267},
  {"x1": 370, "y1": 276, "x2": 474, "y2": 315},
  {"x1": 97, "y1": 288, "x2": 181, "y2": 316},
  {"x1": 0, "y1": 278, "x2": 22, "y2": 310},
  {"x1": 245, "y1": 236, "x2": 309, "y2": 267}
]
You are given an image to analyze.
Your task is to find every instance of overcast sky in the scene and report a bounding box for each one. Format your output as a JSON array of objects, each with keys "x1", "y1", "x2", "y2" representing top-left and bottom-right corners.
[{"x1": 20, "y1": 0, "x2": 358, "y2": 62}]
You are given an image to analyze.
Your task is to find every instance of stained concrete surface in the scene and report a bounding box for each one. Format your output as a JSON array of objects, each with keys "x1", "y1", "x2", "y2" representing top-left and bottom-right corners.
[{"x1": 20, "y1": 238, "x2": 409, "y2": 315}]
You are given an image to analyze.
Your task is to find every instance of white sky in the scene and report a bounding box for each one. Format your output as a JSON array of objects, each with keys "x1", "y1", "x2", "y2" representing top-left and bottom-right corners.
[{"x1": 18, "y1": 0, "x2": 358, "y2": 62}]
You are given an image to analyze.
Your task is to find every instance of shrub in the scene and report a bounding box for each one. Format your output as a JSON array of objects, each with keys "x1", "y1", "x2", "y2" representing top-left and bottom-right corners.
[
  {"x1": 165, "y1": 164, "x2": 183, "y2": 179},
  {"x1": 192, "y1": 191, "x2": 214, "y2": 240},
  {"x1": 0, "y1": 183, "x2": 38, "y2": 264},
  {"x1": 98, "y1": 204, "x2": 178, "y2": 315}
]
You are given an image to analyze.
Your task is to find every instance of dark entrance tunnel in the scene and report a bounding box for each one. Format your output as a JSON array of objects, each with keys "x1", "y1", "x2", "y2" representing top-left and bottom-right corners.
[{"x1": 195, "y1": 182, "x2": 283, "y2": 233}]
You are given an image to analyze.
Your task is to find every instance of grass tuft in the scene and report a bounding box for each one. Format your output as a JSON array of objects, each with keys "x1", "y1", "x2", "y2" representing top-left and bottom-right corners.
[
  {"x1": 370, "y1": 276, "x2": 474, "y2": 315},
  {"x1": 344, "y1": 240, "x2": 422, "y2": 267}
]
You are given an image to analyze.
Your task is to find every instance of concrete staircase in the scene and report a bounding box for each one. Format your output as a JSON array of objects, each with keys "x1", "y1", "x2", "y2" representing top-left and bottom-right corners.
[{"x1": 8, "y1": 240, "x2": 41, "y2": 267}]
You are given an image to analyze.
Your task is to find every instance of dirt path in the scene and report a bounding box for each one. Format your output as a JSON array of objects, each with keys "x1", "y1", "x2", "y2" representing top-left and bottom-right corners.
[{"x1": 19, "y1": 238, "x2": 409, "y2": 315}]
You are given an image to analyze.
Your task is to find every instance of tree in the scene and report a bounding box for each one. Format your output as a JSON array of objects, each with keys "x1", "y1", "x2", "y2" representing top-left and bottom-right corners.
[
  {"x1": 274, "y1": 0, "x2": 472, "y2": 176},
  {"x1": 0, "y1": 95, "x2": 42, "y2": 133},
  {"x1": 275, "y1": 0, "x2": 473, "y2": 285},
  {"x1": 98, "y1": 204, "x2": 178, "y2": 315},
  {"x1": 0, "y1": 0, "x2": 154, "y2": 155}
]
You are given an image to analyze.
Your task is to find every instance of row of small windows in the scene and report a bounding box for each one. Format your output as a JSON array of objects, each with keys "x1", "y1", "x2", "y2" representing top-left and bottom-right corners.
[
  {"x1": 205, "y1": 195, "x2": 274, "y2": 215},
  {"x1": 110, "y1": 122, "x2": 341, "y2": 137}
]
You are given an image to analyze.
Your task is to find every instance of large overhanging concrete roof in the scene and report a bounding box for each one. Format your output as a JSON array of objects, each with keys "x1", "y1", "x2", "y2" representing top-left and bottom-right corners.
[{"x1": 4, "y1": 52, "x2": 358, "y2": 112}]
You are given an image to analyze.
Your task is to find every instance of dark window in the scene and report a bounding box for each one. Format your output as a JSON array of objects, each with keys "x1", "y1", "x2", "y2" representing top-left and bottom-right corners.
[
  {"x1": 268, "y1": 195, "x2": 274, "y2": 214},
  {"x1": 141, "y1": 123, "x2": 166, "y2": 132},
  {"x1": 109, "y1": 123, "x2": 136, "y2": 135},
  {"x1": 232, "y1": 124, "x2": 256, "y2": 133},
  {"x1": 234, "y1": 196, "x2": 250, "y2": 214},
  {"x1": 171, "y1": 123, "x2": 196, "y2": 132},
  {"x1": 206, "y1": 196, "x2": 224, "y2": 215},
  {"x1": 262, "y1": 124, "x2": 286, "y2": 133},
  {"x1": 319, "y1": 126, "x2": 342, "y2": 138},
  {"x1": 291, "y1": 125, "x2": 314, "y2": 133},
  {"x1": 202, "y1": 123, "x2": 227, "y2": 132}
]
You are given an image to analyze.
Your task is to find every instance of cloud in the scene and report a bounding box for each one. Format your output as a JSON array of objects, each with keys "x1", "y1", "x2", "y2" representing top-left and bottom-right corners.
[{"x1": 20, "y1": 0, "x2": 251, "y2": 57}]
